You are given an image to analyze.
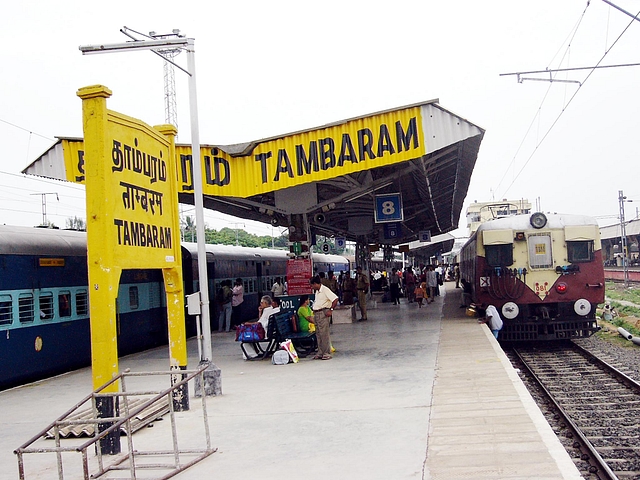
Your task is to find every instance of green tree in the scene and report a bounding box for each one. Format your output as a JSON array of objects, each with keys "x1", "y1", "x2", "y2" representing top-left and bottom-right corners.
[
  {"x1": 65, "y1": 216, "x2": 86, "y2": 231},
  {"x1": 37, "y1": 220, "x2": 58, "y2": 229},
  {"x1": 199, "y1": 226, "x2": 288, "y2": 248},
  {"x1": 181, "y1": 215, "x2": 197, "y2": 242},
  {"x1": 178, "y1": 217, "x2": 289, "y2": 249}
]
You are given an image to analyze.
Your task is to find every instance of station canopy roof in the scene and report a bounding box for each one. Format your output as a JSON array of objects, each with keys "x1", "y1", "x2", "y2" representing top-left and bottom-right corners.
[
  {"x1": 23, "y1": 99, "x2": 484, "y2": 246},
  {"x1": 600, "y1": 218, "x2": 640, "y2": 240}
]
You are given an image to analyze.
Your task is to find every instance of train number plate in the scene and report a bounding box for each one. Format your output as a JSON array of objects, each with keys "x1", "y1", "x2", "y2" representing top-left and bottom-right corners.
[{"x1": 535, "y1": 282, "x2": 549, "y2": 298}]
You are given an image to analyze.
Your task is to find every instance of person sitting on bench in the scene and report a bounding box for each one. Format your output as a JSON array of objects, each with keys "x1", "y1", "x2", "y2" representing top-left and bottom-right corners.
[{"x1": 297, "y1": 295, "x2": 316, "y2": 333}]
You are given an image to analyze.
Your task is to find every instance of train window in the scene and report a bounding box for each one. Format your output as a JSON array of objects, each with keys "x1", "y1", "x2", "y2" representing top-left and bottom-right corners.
[
  {"x1": 19, "y1": 293, "x2": 34, "y2": 323},
  {"x1": 0, "y1": 294, "x2": 12, "y2": 325},
  {"x1": 129, "y1": 286, "x2": 139, "y2": 310},
  {"x1": 39, "y1": 292, "x2": 54, "y2": 320},
  {"x1": 485, "y1": 245, "x2": 513, "y2": 267},
  {"x1": 567, "y1": 241, "x2": 594, "y2": 263},
  {"x1": 528, "y1": 233, "x2": 553, "y2": 268},
  {"x1": 58, "y1": 291, "x2": 71, "y2": 317},
  {"x1": 76, "y1": 290, "x2": 89, "y2": 316}
]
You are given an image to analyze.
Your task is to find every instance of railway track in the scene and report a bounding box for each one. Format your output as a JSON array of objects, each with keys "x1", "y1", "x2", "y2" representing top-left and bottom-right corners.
[{"x1": 509, "y1": 343, "x2": 640, "y2": 479}]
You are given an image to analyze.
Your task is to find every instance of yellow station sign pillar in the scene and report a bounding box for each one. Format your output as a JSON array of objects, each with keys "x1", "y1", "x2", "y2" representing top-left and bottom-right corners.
[{"x1": 78, "y1": 84, "x2": 188, "y2": 454}]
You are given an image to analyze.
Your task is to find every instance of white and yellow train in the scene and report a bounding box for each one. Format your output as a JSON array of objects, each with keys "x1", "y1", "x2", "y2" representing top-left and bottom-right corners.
[{"x1": 460, "y1": 212, "x2": 605, "y2": 341}]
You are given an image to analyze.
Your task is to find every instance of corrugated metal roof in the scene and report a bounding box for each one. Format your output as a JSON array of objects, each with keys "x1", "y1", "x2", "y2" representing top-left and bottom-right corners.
[
  {"x1": 22, "y1": 137, "x2": 82, "y2": 182},
  {"x1": 216, "y1": 99, "x2": 442, "y2": 157},
  {"x1": 22, "y1": 99, "x2": 485, "y2": 246},
  {"x1": 600, "y1": 218, "x2": 640, "y2": 240},
  {"x1": 45, "y1": 397, "x2": 169, "y2": 439}
]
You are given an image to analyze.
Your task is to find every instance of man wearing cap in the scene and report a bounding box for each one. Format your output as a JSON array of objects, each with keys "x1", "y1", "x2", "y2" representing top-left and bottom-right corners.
[
  {"x1": 355, "y1": 266, "x2": 370, "y2": 322},
  {"x1": 310, "y1": 275, "x2": 338, "y2": 360}
]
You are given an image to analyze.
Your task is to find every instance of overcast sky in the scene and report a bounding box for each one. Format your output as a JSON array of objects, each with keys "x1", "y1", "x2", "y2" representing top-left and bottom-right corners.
[{"x1": 2, "y1": 0, "x2": 640, "y2": 238}]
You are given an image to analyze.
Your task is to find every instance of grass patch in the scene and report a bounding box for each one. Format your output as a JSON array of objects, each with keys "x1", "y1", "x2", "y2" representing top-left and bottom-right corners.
[
  {"x1": 611, "y1": 317, "x2": 640, "y2": 336},
  {"x1": 605, "y1": 281, "x2": 640, "y2": 305},
  {"x1": 599, "y1": 282, "x2": 640, "y2": 345},
  {"x1": 614, "y1": 303, "x2": 640, "y2": 319}
]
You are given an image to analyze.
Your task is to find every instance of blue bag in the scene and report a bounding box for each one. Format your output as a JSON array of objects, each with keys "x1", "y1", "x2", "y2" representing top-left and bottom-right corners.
[{"x1": 235, "y1": 323, "x2": 265, "y2": 342}]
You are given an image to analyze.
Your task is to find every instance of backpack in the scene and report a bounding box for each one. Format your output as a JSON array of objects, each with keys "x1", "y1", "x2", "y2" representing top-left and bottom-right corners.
[
  {"x1": 215, "y1": 287, "x2": 225, "y2": 304},
  {"x1": 222, "y1": 286, "x2": 233, "y2": 304}
]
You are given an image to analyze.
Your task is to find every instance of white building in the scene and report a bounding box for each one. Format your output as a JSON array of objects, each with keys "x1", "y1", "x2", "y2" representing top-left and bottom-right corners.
[{"x1": 466, "y1": 199, "x2": 532, "y2": 234}]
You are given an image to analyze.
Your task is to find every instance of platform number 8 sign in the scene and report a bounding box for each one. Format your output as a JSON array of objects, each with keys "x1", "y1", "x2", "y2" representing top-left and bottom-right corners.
[
  {"x1": 374, "y1": 193, "x2": 404, "y2": 223},
  {"x1": 381, "y1": 201, "x2": 395, "y2": 215}
]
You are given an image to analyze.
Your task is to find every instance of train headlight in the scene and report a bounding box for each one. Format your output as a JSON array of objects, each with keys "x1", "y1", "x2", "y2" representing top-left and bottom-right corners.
[
  {"x1": 502, "y1": 302, "x2": 519, "y2": 320},
  {"x1": 574, "y1": 299, "x2": 591, "y2": 316},
  {"x1": 555, "y1": 282, "x2": 567, "y2": 294},
  {"x1": 530, "y1": 212, "x2": 547, "y2": 229}
]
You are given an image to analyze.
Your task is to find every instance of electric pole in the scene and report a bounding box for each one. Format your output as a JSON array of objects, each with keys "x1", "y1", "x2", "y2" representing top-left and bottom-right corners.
[{"x1": 619, "y1": 190, "x2": 630, "y2": 287}]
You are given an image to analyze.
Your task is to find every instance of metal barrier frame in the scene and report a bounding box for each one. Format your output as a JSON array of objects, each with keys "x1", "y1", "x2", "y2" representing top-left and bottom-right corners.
[{"x1": 14, "y1": 363, "x2": 216, "y2": 480}]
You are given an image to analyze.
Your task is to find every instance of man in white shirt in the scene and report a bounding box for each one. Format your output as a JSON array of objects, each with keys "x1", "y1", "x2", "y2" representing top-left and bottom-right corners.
[
  {"x1": 426, "y1": 266, "x2": 438, "y2": 304},
  {"x1": 245, "y1": 295, "x2": 280, "y2": 330},
  {"x1": 480, "y1": 304, "x2": 503, "y2": 339},
  {"x1": 271, "y1": 277, "x2": 285, "y2": 297}
]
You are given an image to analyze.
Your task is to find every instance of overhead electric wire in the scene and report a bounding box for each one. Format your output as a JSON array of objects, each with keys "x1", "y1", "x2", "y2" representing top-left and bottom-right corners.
[
  {"x1": 0, "y1": 118, "x2": 55, "y2": 142},
  {"x1": 494, "y1": 3, "x2": 591, "y2": 196},
  {"x1": 497, "y1": 4, "x2": 640, "y2": 199},
  {"x1": 0, "y1": 170, "x2": 86, "y2": 221}
]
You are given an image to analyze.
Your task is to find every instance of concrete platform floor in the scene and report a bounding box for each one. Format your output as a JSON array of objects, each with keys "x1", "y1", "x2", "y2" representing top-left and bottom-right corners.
[{"x1": 0, "y1": 284, "x2": 582, "y2": 479}]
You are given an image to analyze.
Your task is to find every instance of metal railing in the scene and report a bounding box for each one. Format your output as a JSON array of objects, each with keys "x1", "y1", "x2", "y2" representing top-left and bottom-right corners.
[{"x1": 15, "y1": 363, "x2": 216, "y2": 479}]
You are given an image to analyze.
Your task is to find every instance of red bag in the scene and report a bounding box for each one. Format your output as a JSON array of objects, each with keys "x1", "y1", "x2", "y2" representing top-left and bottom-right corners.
[{"x1": 290, "y1": 312, "x2": 299, "y2": 333}]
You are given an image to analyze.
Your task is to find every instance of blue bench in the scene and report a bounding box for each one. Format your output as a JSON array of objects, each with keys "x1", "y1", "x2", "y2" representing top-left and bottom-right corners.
[{"x1": 273, "y1": 311, "x2": 317, "y2": 357}]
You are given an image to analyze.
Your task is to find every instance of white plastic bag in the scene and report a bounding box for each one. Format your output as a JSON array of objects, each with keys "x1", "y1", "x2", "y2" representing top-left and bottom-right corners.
[
  {"x1": 280, "y1": 339, "x2": 299, "y2": 363},
  {"x1": 271, "y1": 350, "x2": 290, "y2": 365}
]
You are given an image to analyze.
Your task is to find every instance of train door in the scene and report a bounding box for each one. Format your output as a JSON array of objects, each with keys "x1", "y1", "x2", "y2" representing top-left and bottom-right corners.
[
  {"x1": 207, "y1": 257, "x2": 216, "y2": 330},
  {"x1": 256, "y1": 262, "x2": 263, "y2": 297}
]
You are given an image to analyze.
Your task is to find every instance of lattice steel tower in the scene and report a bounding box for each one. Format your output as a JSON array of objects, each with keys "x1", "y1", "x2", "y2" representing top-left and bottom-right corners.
[{"x1": 149, "y1": 29, "x2": 182, "y2": 131}]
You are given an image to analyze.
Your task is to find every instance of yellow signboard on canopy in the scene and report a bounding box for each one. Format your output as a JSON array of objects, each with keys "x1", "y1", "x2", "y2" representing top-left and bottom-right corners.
[{"x1": 62, "y1": 105, "x2": 426, "y2": 198}]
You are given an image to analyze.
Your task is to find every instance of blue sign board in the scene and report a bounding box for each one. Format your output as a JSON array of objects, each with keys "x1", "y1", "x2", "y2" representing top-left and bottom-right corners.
[
  {"x1": 419, "y1": 230, "x2": 432, "y2": 242},
  {"x1": 374, "y1": 193, "x2": 403, "y2": 223},
  {"x1": 335, "y1": 237, "x2": 346, "y2": 249},
  {"x1": 384, "y1": 222, "x2": 401, "y2": 240}
]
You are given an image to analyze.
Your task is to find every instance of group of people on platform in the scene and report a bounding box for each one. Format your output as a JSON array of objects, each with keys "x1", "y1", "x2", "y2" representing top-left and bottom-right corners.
[
  {"x1": 365, "y1": 263, "x2": 458, "y2": 307},
  {"x1": 216, "y1": 278, "x2": 245, "y2": 333},
  {"x1": 233, "y1": 261, "x2": 504, "y2": 360},
  {"x1": 240, "y1": 276, "x2": 338, "y2": 360},
  {"x1": 217, "y1": 263, "x2": 466, "y2": 333}
]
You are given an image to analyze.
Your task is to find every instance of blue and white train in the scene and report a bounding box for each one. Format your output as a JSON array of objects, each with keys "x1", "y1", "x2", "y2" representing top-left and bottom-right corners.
[{"x1": 0, "y1": 225, "x2": 349, "y2": 390}]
